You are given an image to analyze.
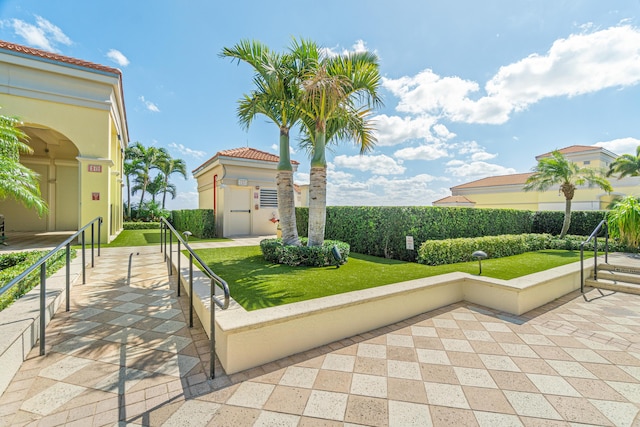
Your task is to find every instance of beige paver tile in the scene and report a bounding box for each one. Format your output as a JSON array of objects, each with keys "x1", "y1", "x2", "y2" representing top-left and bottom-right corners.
[
  {"x1": 387, "y1": 359, "x2": 421, "y2": 380},
  {"x1": 473, "y1": 410, "x2": 523, "y2": 427},
  {"x1": 161, "y1": 399, "x2": 220, "y2": 426},
  {"x1": 344, "y1": 395, "x2": 388, "y2": 427},
  {"x1": 583, "y1": 362, "x2": 638, "y2": 382},
  {"x1": 321, "y1": 354, "x2": 355, "y2": 372},
  {"x1": 279, "y1": 366, "x2": 319, "y2": 388},
  {"x1": 225, "y1": 381, "x2": 275, "y2": 409},
  {"x1": 454, "y1": 367, "x2": 498, "y2": 388},
  {"x1": 21, "y1": 382, "x2": 86, "y2": 416},
  {"x1": 424, "y1": 382, "x2": 469, "y2": 409},
  {"x1": 209, "y1": 405, "x2": 260, "y2": 427},
  {"x1": 350, "y1": 373, "x2": 387, "y2": 398},
  {"x1": 420, "y1": 363, "x2": 459, "y2": 385},
  {"x1": 388, "y1": 400, "x2": 432, "y2": 426},
  {"x1": 546, "y1": 395, "x2": 612, "y2": 425},
  {"x1": 303, "y1": 390, "x2": 348, "y2": 421},
  {"x1": 589, "y1": 399, "x2": 640, "y2": 427},
  {"x1": 417, "y1": 349, "x2": 451, "y2": 365},
  {"x1": 311, "y1": 369, "x2": 351, "y2": 393},
  {"x1": 564, "y1": 377, "x2": 627, "y2": 401},
  {"x1": 503, "y1": 390, "x2": 562, "y2": 420},
  {"x1": 413, "y1": 336, "x2": 445, "y2": 350},
  {"x1": 354, "y1": 356, "x2": 387, "y2": 376},
  {"x1": 263, "y1": 385, "x2": 311, "y2": 415},
  {"x1": 386, "y1": 378, "x2": 427, "y2": 404},
  {"x1": 605, "y1": 380, "x2": 640, "y2": 403},
  {"x1": 448, "y1": 351, "x2": 485, "y2": 368},
  {"x1": 429, "y1": 405, "x2": 478, "y2": 426},
  {"x1": 387, "y1": 345, "x2": 417, "y2": 362},
  {"x1": 357, "y1": 343, "x2": 386, "y2": 359},
  {"x1": 253, "y1": 410, "x2": 300, "y2": 427}
]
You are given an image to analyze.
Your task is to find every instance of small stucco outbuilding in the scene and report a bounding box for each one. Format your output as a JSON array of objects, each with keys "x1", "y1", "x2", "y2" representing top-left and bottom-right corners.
[
  {"x1": 193, "y1": 147, "x2": 306, "y2": 237},
  {"x1": 0, "y1": 40, "x2": 128, "y2": 242}
]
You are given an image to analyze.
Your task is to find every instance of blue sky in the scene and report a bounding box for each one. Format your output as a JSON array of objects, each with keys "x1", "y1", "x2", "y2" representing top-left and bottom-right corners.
[{"x1": 1, "y1": 1, "x2": 639, "y2": 209}]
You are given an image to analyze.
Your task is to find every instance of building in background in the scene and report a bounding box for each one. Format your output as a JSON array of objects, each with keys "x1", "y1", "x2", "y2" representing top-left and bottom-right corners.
[
  {"x1": 0, "y1": 41, "x2": 128, "y2": 242},
  {"x1": 193, "y1": 147, "x2": 308, "y2": 237},
  {"x1": 434, "y1": 145, "x2": 640, "y2": 210}
]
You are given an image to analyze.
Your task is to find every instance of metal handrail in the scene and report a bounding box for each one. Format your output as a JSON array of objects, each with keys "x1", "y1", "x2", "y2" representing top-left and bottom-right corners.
[
  {"x1": 0, "y1": 217, "x2": 102, "y2": 355},
  {"x1": 580, "y1": 219, "x2": 609, "y2": 293},
  {"x1": 159, "y1": 217, "x2": 229, "y2": 379}
]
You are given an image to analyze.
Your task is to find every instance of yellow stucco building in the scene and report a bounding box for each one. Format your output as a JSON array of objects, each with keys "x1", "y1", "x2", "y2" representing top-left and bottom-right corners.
[
  {"x1": 434, "y1": 145, "x2": 640, "y2": 210},
  {"x1": 0, "y1": 41, "x2": 128, "y2": 242}
]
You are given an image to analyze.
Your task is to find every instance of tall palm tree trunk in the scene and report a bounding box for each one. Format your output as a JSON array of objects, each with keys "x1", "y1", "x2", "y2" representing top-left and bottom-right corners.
[
  {"x1": 161, "y1": 176, "x2": 168, "y2": 210},
  {"x1": 277, "y1": 129, "x2": 300, "y2": 246},
  {"x1": 308, "y1": 128, "x2": 327, "y2": 246},
  {"x1": 560, "y1": 198, "x2": 572, "y2": 238}
]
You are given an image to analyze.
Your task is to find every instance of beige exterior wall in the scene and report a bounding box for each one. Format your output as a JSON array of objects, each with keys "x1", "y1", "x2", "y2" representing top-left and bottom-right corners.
[
  {"x1": 0, "y1": 47, "x2": 128, "y2": 242},
  {"x1": 194, "y1": 157, "x2": 296, "y2": 237}
]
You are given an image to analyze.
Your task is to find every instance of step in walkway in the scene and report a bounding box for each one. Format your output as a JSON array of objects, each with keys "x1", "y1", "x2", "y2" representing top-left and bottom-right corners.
[{"x1": 0, "y1": 244, "x2": 639, "y2": 426}]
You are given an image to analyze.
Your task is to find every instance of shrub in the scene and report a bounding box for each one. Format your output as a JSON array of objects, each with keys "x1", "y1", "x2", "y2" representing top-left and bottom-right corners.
[
  {"x1": 124, "y1": 221, "x2": 161, "y2": 230},
  {"x1": 0, "y1": 249, "x2": 76, "y2": 311},
  {"x1": 260, "y1": 238, "x2": 350, "y2": 267},
  {"x1": 296, "y1": 206, "x2": 533, "y2": 261},
  {"x1": 171, "y1": 209, "x2": 215, "y2": 238},
  {"x1": 532, "y1": 210, "x2": 606, "y2": 235},
  {"x1": 417, "y1": 233, "x2": 635, "y2": 266}
]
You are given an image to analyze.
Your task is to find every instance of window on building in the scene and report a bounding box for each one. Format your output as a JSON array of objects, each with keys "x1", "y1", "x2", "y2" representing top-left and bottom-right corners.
[
  {"x1": 260, "y1": 189, "x2": 278, "y2": 208},
  {"x1": 583, "y1": 160, "x2": 591, "y2": 165}
]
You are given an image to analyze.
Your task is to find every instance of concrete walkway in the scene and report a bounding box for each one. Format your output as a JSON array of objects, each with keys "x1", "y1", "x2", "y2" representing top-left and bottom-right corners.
[{"x1": 1, "y1": 240, "x2": 640, "y2": 426}]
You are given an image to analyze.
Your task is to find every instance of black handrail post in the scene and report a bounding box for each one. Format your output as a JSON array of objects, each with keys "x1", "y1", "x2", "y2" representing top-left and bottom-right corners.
[
  {"x1": 65, "y1": 243, "x2": 70, "y2": 312},
  {"x1": 160, "y1": 222, "x2": 164, "y2": 254},
  {"x1": 169, "y1": 232, "x2": 173, "y2": 276},
  {"x1": 593, "y1": 235, "x2": 598, "y2": 281},
  {"x1": 98, "y1": 217, "x2": 102, "y2": 257},
  {"x1": 210, "y1": 278, "x2": 216, "y2": 379},
  {"x1": 189, "y1": 253, "x2": 194, "y2": 328},
  {"x1": 605, "y1": 222, "x2": 609, "y2": 264},
  {"x1": 39, "y1": 263, "x2": 46, "y2": 356},
  {"x1": 81, "y1": 230, "x2": 86, "y2": 284},
  {"x1": 580, "y1": 245, "x2": 584, "y2": 294},
  {"x1": 91, "y1": 223, "x2": 95, "y2": 268},
  {"x1": 177, "y1": 241, "x2": 181, "y2": 297}
]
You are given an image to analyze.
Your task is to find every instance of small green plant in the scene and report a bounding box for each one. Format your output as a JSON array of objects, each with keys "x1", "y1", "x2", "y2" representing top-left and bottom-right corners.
[
  {"x1": 608, "y1": 196, "x2": 640, "y2": 248},
  {"x1": 0, "y1": 249, "x2": 76, "y2": 311},
  {"x1": 260, "y1": 238, "x2": 350, "y2": 267}
]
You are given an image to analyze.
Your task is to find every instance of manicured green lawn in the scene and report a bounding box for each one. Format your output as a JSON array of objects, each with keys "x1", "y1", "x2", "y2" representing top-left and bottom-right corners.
[
  {"x1": 87, "y1": 229, "x2": 228, "y2": 248},
  {"x1": 195, "y1": 246, "x2": 590, "y2": 311}
]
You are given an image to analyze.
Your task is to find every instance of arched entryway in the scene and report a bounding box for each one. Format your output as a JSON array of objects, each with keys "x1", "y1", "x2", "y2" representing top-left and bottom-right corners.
[{"x1": 0, "y1": 124, "x2": 79, "y2": 232}]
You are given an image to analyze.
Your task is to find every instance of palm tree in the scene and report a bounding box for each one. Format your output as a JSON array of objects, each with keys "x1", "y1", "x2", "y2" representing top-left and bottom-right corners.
[
  {"x1": 127, "y1": 142, "x2": 169, "y2": 216},
  {"x1": 221, "y1": 40, "x2": 304, "y2": 246},
  {"x1": 607, "y1": 145, "x2": 640, "y2": 179},
  {"x1": 524, "y1": 150, "x2": 612, "y2": 238},
  {"x1": 144, "y1": 174, "x2": 166, "y2": 204},
  {"x1": 608, "y1": 195, "x2": 640, "y2": 248},
  {"x1": 157, "y1": 157, "x2": 187, "y2": 209},
  {"x1": 0, "y1": 113, "x2": 47, "y2": 216},
  {"x1": 293, "y1": 39, "x2": 383, "y2": 246},
  {"x1": 123, "y1": 145, "x2": 143, "y2": 219}
]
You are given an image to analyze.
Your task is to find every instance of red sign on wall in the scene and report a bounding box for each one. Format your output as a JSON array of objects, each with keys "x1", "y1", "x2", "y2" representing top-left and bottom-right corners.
[
  {"x1": 92, "y1": 192, "x2": 100, "y2": 201},
  {"x1": 88, "y1": 164, "x2": 102, "y2": 173}
]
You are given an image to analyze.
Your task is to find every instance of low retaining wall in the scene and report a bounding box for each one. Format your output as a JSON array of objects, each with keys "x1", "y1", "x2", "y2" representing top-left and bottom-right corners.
[{"x1": 170, "y1": 248, "x2": 596, "y2": 375}]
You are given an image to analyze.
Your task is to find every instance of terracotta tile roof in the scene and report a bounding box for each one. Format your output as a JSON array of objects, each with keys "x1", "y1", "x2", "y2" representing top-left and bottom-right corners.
[
  {"x1": 192, "y1": 147, "x2": 299, "y2": 174},
  {"x1": 432, "y1": 195, "x2": 475, "y2": 204},
  {"x1": 0, "y1": 40, "x2": 122, "y2": 76},
  {"x1": 451, "y1": 172, "x2": 534, "y2": 190},
  {"x1": 536, "y1": 145, "x2": 601, "y2": 159}
]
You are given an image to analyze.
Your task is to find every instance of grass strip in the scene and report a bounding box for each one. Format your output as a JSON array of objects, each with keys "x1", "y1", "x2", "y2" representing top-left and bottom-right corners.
[{"x1": 195, "y1": 246, "x2": 589, "y2": 311}]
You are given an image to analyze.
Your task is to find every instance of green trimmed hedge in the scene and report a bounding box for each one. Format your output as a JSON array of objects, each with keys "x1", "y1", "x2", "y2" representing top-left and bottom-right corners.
[
  {"x1": 417, "y1": 233, "x2": 633, "y2": 266},
  {"x1": 260, "y1": 238, "x2": 350, "y2": 267},
  {"x1": 532, "y1": 211, "x2": 606, "y2": 235},
  {"x1": 296, "y1": 206, "x2": 533, "y2": 261},
  {"x1": 124, "y1": 221, "x2": 160, "y2": 230},
  {"x1": 170, "y1": 209, "x2": 215, "y2": 238},
  {"x1": 0, "y1": 249, "x2": 76, "y2": 311}
]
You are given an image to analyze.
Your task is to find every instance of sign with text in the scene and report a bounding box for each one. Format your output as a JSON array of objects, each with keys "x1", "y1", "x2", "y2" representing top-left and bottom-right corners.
[
  {"x1": 88, "y1": 164, "x2": 102, "y2": 173},
  {"x1": 406, "y1": 236, "x2": 414, "y2": 250}
]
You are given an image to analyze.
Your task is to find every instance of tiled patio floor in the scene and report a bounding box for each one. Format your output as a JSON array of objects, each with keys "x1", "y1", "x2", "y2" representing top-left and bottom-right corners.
[{"x1": 1, "y1": 243, "x2": 640, "y2": 426}]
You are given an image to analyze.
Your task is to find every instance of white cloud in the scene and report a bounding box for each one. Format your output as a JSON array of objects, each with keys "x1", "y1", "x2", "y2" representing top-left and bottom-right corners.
[
  {"x1": 445, "y1": 160, "x2": 516, "y2": 178},
  {"x1": 11, "y1": 16, "x2": 71, "y2": 52},
  {"x1": 327, "y1": 173, "x2": 447, "y2": 206},
  {"x1": 382, "y1": 25, "x2": 640, "y2": 125},
  {"x1": 166, "y1": 190, "x2": 198, "y2": 210},
  {"x1": 394, "y1": 144, "x2": 449, "y2": 161},
  {"x1": 373, "y1": 114, "x2": 442, "y2": 146},
  {"x1": 270, "y1": 143, "x2": 297, "y2": 155},
  {"x1": 106, "y1": 49, "x2": 129, "y2": 67},
  {"x1": 139, "y1": 96, "x2": 160, "y2": 112},
  {"x1": 594, "y1": 137, "x2": 640, "y2": 156},
  {"x1": 294, "y1": 172, "x2": 310, "y2": 185},
  {"x1": 168, "y1": 142, "x2": 206, "y2": 159},
  {"x1": 320, "y1": 39, "x2": 375, "y2": 59},
  {"x1": 333, "y1": 154, "x2": 405, "y2": 175},
  {"x1": 454, "y1": 141, "x2": 497, "y2": 161},
  {"x1": 471, "y1": 151, "x2": 497, "y2": 161}
]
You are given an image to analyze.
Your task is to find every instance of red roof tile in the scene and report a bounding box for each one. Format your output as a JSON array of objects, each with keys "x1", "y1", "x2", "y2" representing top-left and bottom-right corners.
[
  {"x1": 451, "y1": 172, "x2": 534, "y2": 190},
  {"x1": 0, "y1": 40, "x2": 122, "y2": 76},
  {"x1": 432, "y1": 195, "x2": 475, "y2": 204},
  {"x1": 536, "y1": 145, "x2": 601, "y2": 160},
  {"x1": 192, "y1": 147, "x2": 299, "y2": 174}
]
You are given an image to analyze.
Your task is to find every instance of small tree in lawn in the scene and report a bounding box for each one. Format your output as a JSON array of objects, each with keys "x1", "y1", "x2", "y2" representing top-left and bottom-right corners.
[
  {"x1": 608, "y1": 195, "x2": 640, "y2": 248},
  {"x1": 524, "y1": 150, "x2": 612, "y2": 238}
]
